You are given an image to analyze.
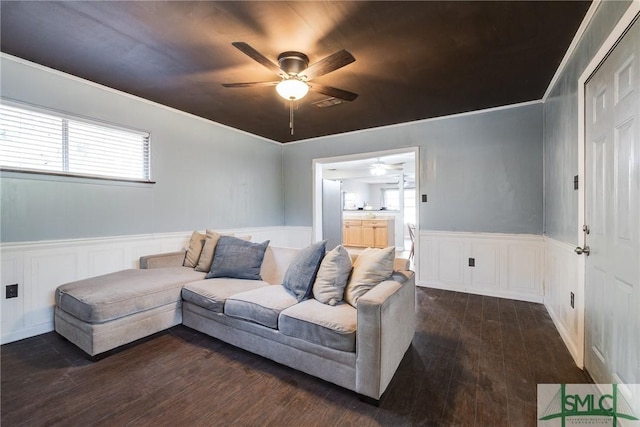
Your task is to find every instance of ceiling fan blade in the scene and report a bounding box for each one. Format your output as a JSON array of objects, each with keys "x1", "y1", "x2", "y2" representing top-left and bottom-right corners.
[
  {"x1": 300, "y1": 49, "x2": 355, "y2": 80},
  {"x1": 222, "y1": 81, "x2": 279, "y2": 88},
  {"x1": 231, "y1": 42, "x2": 284, "y2": 77},
  {"x1": 385, "y1": 164, "x2": 404, "y2": 170},
  {"x1": 309, "y1": 83, "x2": 358, "y2": 102}
]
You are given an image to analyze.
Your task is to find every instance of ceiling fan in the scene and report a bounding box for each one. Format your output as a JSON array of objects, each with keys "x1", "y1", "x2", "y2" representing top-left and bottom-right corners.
[
  {"x1": 370, "y1": 160, "x2": 404, "y2": 176},
  {"x1": 222, "y1": 42, "x2": 358, "y2": 134}
]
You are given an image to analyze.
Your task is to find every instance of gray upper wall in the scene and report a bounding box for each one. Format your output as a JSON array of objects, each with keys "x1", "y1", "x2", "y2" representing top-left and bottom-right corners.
[
  {"x1": 12, "y1": 0, "x2": 626, "y2": 245},
  {"x1": 0, "y1": 56, "x2": 284, "y2": 243},
  {"x1": 283, "y1": 102, "x2": 543, "y2": 234},
  {"x1": 543, "y1": 1, "x2": 632, "y2": 244}
]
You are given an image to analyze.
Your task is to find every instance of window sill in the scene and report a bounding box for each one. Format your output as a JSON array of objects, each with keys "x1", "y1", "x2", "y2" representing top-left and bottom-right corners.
[{"x1": 0, "y1": 168, "x2": 156, "y2": 186}]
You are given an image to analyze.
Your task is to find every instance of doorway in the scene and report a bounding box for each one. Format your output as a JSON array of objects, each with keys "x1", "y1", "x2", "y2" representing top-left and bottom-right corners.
[
  {"x1": 312, "y1": 147, "x2": 419, "y2": 264},
  {"x1": 580, "y1": 8, "x2": 639, "y2": 398}
]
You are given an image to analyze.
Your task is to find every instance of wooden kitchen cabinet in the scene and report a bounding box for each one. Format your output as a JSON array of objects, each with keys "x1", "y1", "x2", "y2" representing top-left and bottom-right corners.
[
  {"x1": 343, "y1": 220, "x2": 363, "y2": 246},
  {"x1": 343, "y1": 218, "x2": 395, "y2": 248}
]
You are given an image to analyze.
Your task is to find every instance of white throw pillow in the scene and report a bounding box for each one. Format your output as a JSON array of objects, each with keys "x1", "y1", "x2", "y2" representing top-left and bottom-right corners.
[
  {"x1": 312, "y1": 245, "x2": 352, "y2": 306},
  {"x1": 344, "y1": 246, "x2": 395, "y2": 307}
]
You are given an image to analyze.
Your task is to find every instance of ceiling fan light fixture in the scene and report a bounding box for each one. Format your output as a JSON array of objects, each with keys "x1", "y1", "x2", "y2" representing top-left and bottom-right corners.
[
  {"x1": 370, "y1": 164, "x2": 386, "y2": 176},
  {"x1": 276, "y1": 78, "x2": 309, "y2": 101}
]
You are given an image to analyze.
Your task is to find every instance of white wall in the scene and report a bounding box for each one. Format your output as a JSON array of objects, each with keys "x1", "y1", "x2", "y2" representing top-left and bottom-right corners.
[
  {"x1": 2, "y1": 223, "x2": 551, "y2": 344},
  {"x1": 341, "y1": 180, "x2": 373, "y2": 209},
  {"x1": 418, "y1": 231, "x2": 544, "y2": 303},
  {"x1": 1, "y1": 226, "x2": 312, "y2": 344}
]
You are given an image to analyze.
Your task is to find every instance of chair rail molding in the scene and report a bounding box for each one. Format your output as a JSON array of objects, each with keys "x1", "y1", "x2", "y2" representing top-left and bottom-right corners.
[
  {"x1": 0, "y1": 226, "x2": 313, "y2": 344},
  {"x1": 417, "y1": 230, "x2": 544, "y2": 303}
]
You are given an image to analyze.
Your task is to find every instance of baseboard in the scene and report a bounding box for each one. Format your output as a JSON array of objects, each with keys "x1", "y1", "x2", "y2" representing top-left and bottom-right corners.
[
  {"x1": 2, "y1": 321, "x2": 54, "y2": 345},
  {"x1": 544, "y1": 299, "x2": 582, "y2": 367},
  {"x1": 416, "y1": 281, "x2": 544, "y2": 303}
]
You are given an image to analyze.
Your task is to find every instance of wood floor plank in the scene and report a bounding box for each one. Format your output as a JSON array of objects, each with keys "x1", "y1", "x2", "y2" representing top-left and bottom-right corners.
[{"x1": 1, "y1": 288, "x2": 590, "y2": 426}]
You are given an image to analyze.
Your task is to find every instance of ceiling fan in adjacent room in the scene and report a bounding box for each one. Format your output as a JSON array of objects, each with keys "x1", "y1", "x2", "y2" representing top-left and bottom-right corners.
[
  {"x1": 370, "y1": 160, "x2": 404, "y2": 176},
  {"x1": 221, "y1": 42, "x2": 358, "y2": 135}
]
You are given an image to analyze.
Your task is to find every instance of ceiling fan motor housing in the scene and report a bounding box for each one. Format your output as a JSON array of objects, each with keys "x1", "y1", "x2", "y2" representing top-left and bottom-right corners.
[{"x1": 278, "y1": 51, "x2": 309, "y2": 75}]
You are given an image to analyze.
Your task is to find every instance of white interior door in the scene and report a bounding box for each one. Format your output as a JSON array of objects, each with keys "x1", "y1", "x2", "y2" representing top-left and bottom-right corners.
[{"x1": 584, "y1": 17, "x2": 639, "y2": 390}]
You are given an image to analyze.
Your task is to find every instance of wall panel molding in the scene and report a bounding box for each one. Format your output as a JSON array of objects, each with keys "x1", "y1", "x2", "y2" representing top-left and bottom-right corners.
[
  {"x1": 416, "y1": 231, "x2": 544, "y2": 303},
  {"x1": 0, "y1": 226, "x2": 312, "y2": 344},
  {"x1": 543, "y1": 236, "x2": 583, "y2": 367}
]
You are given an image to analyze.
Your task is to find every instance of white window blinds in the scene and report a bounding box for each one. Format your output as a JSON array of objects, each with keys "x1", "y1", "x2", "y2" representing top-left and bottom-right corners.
[{"x1": 0, "y1": 103, "x2": 151, "y2": 181}]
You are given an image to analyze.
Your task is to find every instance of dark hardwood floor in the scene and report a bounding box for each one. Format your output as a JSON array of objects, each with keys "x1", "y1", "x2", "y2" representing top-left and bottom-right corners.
[{"x1": 1, "y1": 288, "x2": 589, "y2": 426}]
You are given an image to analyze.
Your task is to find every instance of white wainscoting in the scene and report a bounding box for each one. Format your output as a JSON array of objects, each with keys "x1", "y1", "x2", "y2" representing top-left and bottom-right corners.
[
  {"x1": 0, "y1": 226, "x2": 313, "y2": 344},
  {"x1": 417, "y1": 231, "x2": 544, "y2": 303},
  {"x1": 543, "y1": 236, "x2": 583, "y2": 367},
  {"x1": 2, "y1": 226, "x2": 586, "y2": 368}
]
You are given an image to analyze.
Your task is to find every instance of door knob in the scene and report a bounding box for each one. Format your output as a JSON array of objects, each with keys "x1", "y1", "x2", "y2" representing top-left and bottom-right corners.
[{"x1": 575, "y1": 246, "x2": 590, "y2": 256}]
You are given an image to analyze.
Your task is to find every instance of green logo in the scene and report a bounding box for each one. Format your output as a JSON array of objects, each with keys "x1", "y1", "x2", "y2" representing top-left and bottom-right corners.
[{"x1": 538, "y1": 384, "x2": 639, "y2": 426}]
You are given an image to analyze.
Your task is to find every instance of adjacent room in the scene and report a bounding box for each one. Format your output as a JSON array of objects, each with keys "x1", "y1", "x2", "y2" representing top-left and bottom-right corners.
[{"x1": 1, "y1": 1, "x2": 639, "y2": 425}]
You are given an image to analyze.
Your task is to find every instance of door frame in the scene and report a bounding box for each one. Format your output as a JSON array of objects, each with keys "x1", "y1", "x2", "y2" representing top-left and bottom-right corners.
[
  {"x1": 312, "y1": 146, "x2": 420, "y2": 265},
  {"x1": 576, "y1": 3, "x2": 640, "y2": 369}
]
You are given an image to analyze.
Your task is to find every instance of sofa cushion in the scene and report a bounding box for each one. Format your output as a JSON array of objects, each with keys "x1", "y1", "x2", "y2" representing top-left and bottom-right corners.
[
  {"x1": 224, "y1": 285, "x2": 297, "y2": 329},
  {"x1": 206, "y1": 236, "x2": 269, "y2": 280},
  {"x1": 56, "y1": 267, "x2": 205, "y2": 323},
  {"x1": 344, "y1": 246, "x2": 395, "y2": 307},
  {"x1": 279, "y1": 299, "x2": 357, "y2": 352},
  {"x1": 183, "y1": 231, "x2": 206, "y2": 268},
  {"x1": 313, "y1": 245, "x2": 352, "y2": 306},
  {"x1": 282, "y1": 240, "x2": 326, "y2": 301},
  {"x1": 181, "y1": 278, "x2": 269, "y2": 313}
]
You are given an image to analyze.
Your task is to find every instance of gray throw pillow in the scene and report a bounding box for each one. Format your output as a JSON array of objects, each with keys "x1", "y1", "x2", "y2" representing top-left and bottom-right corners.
[
  {"x1": 312, "y1": 245, "x2": 353, "y2": 306},
  {"x1": 282, "y1": 240, "x2": 327, "y2": 301},
  {"x1": 206, "y1": 236, "x2": 269, "y2": 280}
]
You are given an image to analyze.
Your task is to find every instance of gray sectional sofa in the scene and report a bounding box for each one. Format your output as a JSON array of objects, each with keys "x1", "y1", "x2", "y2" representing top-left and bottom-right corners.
[{"x1": 54, "y1": 241, "x2": 416, "y2": 402}]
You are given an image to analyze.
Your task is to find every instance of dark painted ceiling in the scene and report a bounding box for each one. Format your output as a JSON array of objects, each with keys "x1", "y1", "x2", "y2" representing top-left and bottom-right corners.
[{"x1": 0, "y1": 1, "x2": 591, "y2": 143}]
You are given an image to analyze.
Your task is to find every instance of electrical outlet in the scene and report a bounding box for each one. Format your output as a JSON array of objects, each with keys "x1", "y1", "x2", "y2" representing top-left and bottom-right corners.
[
  {"x1": 421, "y1": 194, "x2": 427, "y2": 203},
  {"x1": 6, "y1": 284, "x2": 18, "y2": 299},
  {"x1": 468, "y1": 258, "x2": 475, "y2": 267},
  {"x1": 570, "y1": 292, "x2": 575, "y2": 309}
]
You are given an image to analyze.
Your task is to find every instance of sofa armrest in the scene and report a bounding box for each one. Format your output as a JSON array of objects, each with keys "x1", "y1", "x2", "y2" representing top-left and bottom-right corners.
[
  {"x1": 139, "y1": 251, "x2": 186, "y2": 269},
  {"x1": 355, "y1": 270, "x2": 416, "y2": 400},
  {"x1": 393, "y1": 257, "x2": 410, "y2": 271}
]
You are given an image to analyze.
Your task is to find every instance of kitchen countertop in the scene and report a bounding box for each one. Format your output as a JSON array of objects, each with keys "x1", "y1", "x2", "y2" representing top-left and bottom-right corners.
[{"x1": 343, "y1": 212, "x2": 398, "y2": 220}]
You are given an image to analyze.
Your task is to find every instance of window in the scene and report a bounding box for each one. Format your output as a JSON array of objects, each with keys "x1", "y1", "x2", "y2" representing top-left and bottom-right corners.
[
  {"x1": 343, "y1": 192, "x2": 357, "y2": 210},
  {"x1": 0, "y1": 103, "x2": 151, "y2": 182},
  {"x1": 403, "y1": 188, "x2": 416, "y2": 225},
  {"x1": 383, "y1": 188, "x2": 416, "y2": 225}
]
